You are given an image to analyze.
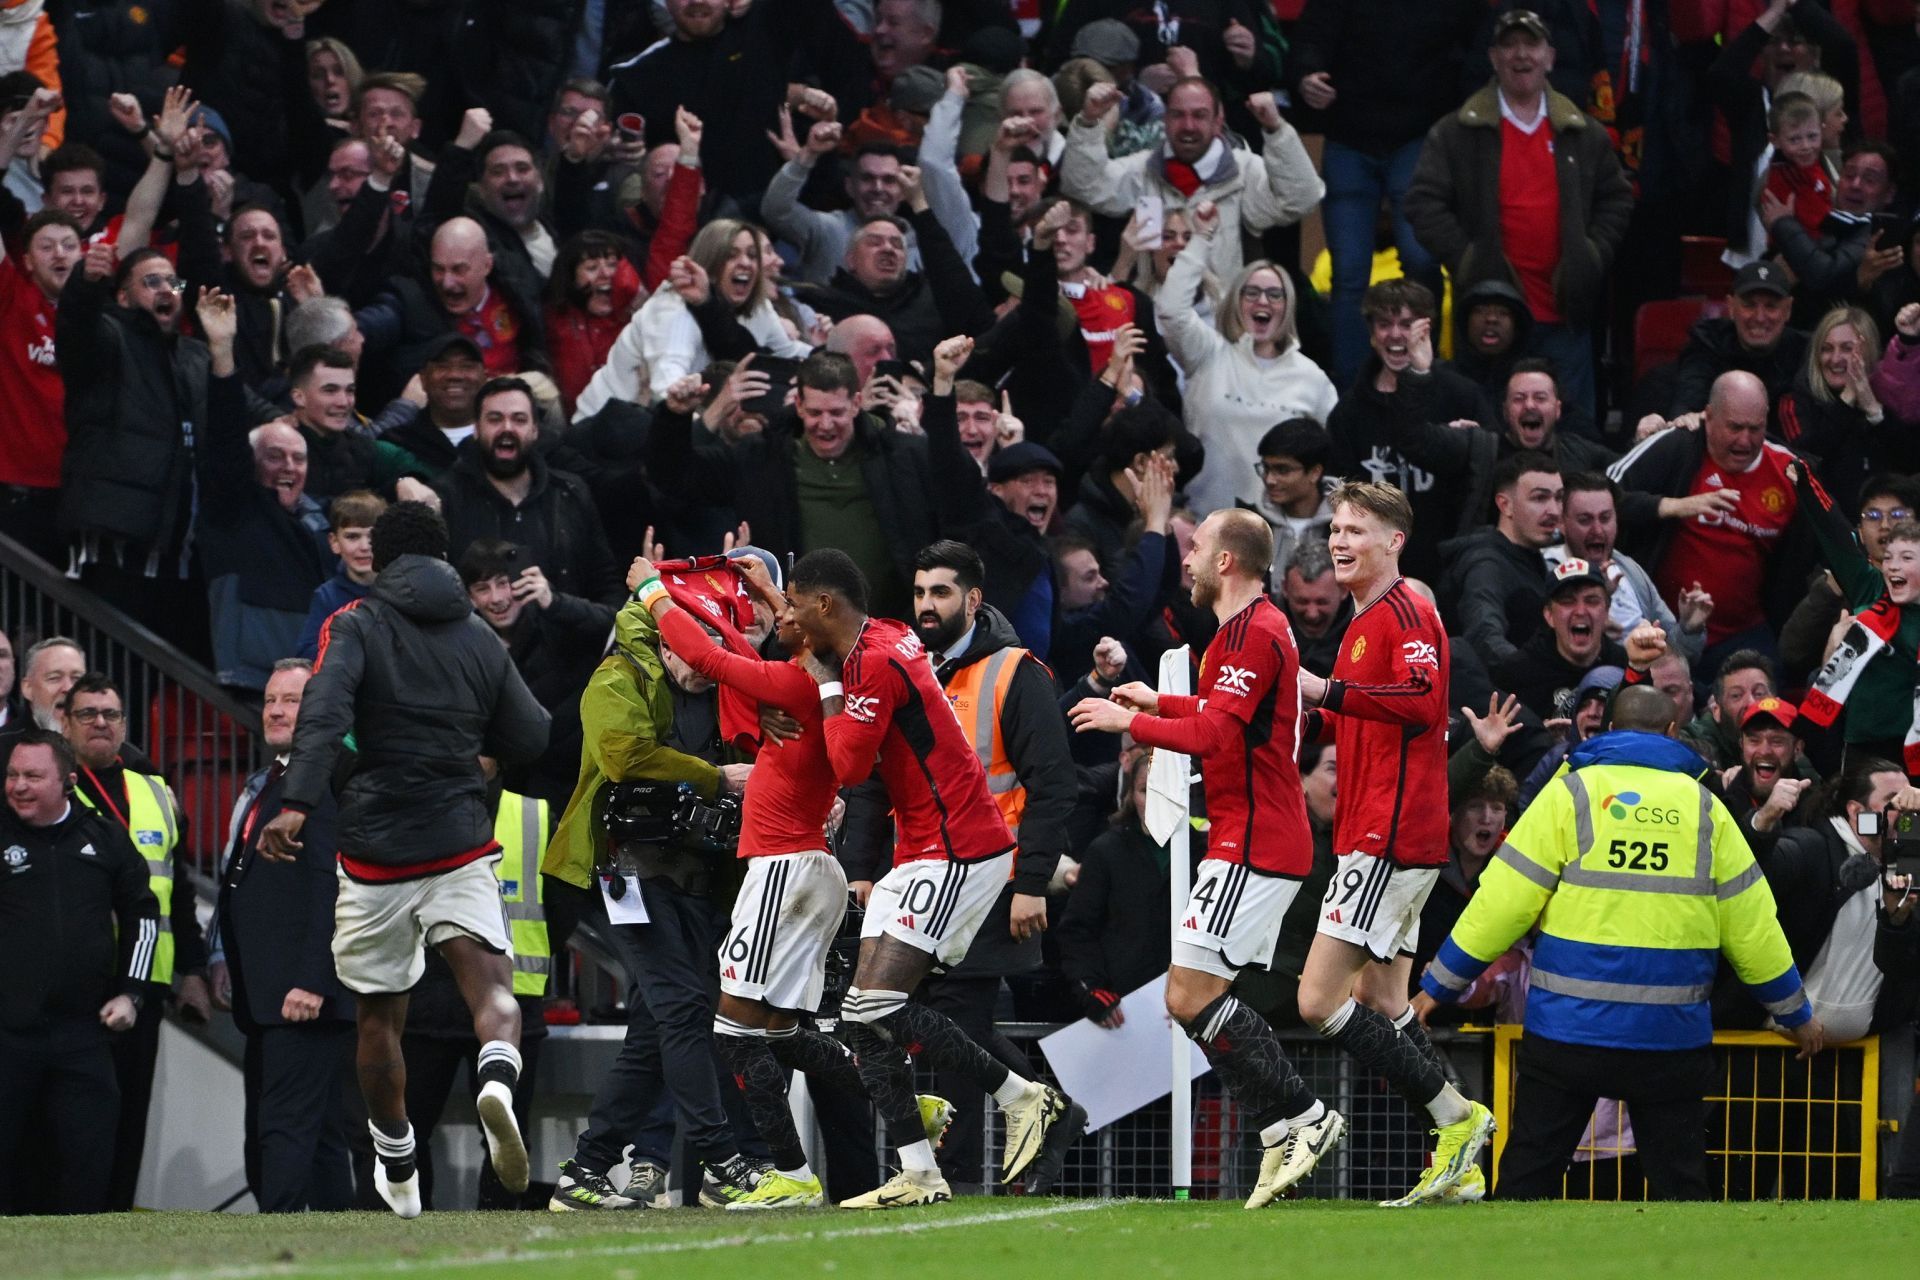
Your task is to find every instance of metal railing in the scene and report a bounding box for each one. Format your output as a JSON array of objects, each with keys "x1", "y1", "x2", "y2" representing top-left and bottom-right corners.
[
  {"x1": 0, "y1": 531, "x2": 266, "y2": 877},
  {"x1": 895, "y1": 1025, "x2": 1491, "y2": 1201},
  {"x1": 1490, "y1": 1025, "x2": 1889, "y2": 1200}
]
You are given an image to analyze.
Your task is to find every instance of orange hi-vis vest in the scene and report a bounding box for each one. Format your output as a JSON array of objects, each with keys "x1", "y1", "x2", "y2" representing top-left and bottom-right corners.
[{"x1": 943, "y1": 646, "x2": 1029, "y2": 848}]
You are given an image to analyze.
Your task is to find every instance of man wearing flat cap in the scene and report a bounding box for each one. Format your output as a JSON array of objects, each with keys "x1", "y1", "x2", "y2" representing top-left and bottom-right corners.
[{"x1": 1406, "y1": 9, "x2": 1633, "y2": 426}]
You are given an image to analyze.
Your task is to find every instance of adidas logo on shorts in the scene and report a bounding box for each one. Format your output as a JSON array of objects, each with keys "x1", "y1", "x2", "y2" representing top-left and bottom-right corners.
[{"x1": 898, "y1": 914, "x2": 916, "y2": 929}]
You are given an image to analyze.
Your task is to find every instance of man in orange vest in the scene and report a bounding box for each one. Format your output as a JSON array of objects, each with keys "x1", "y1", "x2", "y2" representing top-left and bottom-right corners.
[{"x1": 909, "y1": 538, "x2": 1077, "y2": 1192}]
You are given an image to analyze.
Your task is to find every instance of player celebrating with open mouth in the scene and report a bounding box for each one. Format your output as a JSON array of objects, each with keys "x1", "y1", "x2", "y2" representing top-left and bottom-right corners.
[{"x1": 1295, "y1": 483, "x2": 1496, "y2": 1207}]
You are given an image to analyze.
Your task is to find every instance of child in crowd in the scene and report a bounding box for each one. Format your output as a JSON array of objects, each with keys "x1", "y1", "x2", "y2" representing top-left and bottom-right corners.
[
  {"x1": 294, "y1": 490, "x2": 387, "y2": 660},
  {"x1": 1762, "y1": 92, "x2": 1833, "y2": 240}
]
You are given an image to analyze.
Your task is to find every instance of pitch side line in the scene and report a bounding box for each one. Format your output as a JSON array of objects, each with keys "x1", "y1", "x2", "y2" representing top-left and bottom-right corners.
[{"x1": 100, "y1": 1200, "x2": 1119, "y2": 1280}]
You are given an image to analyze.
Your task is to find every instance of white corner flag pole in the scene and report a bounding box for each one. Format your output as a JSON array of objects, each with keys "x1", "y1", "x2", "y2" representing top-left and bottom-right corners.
[{"x1": 1144, "y1": 645, "x2": 1194, "y2": 1200}]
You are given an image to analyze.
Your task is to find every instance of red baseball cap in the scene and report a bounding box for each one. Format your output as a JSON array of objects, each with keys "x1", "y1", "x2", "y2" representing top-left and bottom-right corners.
[{"x1": 1741, "y1": 697, "x2": 1798, "y2": 732}]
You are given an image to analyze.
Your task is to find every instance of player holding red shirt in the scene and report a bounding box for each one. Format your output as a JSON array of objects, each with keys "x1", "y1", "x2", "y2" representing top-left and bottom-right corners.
[
  {"x1": 1296, "y1": 483, "x2": 1495, "y2": 1207},
  {"x1": 1071, "y1": 508, "x2": 1341, "y2": 1208},
  {"x1": 789, "y1": 548, "x2": 1083, "y2": 1209},
  {"x1": 630, "y1": 550, "x2": 878, "y2": 1208}
]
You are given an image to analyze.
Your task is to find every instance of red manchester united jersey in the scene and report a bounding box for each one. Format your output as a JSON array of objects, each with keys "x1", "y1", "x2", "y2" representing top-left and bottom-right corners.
[
  {"x1": 1321, "y1": 579, "x2": 1449, "y2": 867},
  {"x1": 822, "y1": 618, "x2": 1013, "y2": 866},
  {"x1": 657, "y1": 607, "x2": 836, "y2": 860},
  {"x1": 1130, "y1": 596, "x2": 1313, "y2": 876}
]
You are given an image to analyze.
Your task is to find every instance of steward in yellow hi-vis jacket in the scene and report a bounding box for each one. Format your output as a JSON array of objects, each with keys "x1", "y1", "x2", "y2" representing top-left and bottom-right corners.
[{"x1": 1418, "y1": 686, "x2": 1825, "y2": 1199}]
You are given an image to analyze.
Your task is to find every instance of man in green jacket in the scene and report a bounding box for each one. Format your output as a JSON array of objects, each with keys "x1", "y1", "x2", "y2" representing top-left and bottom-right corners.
[{"x1": 543, "y1": 574, "x2": 758, "y2": 1212}]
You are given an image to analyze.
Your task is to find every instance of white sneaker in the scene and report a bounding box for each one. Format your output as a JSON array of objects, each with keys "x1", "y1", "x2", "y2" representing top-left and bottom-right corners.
[
  {"x1": 999, "y1": 1084, "x2": 1068, "y2": 1183},
  {"x1": 1246, "y1": 1108, "x2": 1346, "y2": 1208},
  {"x1": 838, "y1": 1167, "x2": 952, "y2": 1210},
  {"x1": 375, "y1": 1161, "x2": 422, "y2": 1219},
  {"x1": 476, "y1": 1079, "x2": 529, "y2": 1194}
]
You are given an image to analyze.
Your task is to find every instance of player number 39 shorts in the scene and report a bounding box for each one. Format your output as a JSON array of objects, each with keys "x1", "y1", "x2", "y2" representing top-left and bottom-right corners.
[{"x1": 1316, "y1": 852, "x2": 1440, "y2": 962}]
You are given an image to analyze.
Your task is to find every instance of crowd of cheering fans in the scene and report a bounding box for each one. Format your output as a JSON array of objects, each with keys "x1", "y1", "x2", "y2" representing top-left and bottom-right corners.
[{"x1": 1, "y1": 0, "x2": 1920, "y2": 1213}]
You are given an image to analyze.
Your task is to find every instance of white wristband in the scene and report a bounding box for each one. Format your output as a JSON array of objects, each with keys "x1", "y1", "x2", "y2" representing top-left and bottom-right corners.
[{"x1": 817, "y1": 681, "x2": 844, "y2": 701}]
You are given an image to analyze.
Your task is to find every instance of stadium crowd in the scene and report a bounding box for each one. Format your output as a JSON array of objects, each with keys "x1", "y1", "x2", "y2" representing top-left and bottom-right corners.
[{"x1": 2, "y1": 0, "x2": 1920, "y2": 1214}]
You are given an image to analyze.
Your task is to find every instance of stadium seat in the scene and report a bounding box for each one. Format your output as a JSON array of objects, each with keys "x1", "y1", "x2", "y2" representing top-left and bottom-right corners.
[
  {"x1": 1633, "y1": 298, "x2": 1728, "y2": 385},
  {"x1": 1679, "y1": 236, "x2": 1733, "y2": 296},
  {"x1": 170, "y1": 762, "x2": 251, "y2": 871},
  {"x1": 149, "y1": 686, "x2": 247, "y2": 769}
]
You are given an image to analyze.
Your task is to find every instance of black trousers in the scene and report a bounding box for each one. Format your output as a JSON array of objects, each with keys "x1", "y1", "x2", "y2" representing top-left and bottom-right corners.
[
  {"x1": 575, "y1": 878, "x2": 735, "y2": 1176},
  {"x1": 1498, "y1": 1034, "x2": 1715, "y2": 1201},
  {"x1": 0, "y1": 1020, "x2": 121, "y2": 1215},
  {"x1": 404, "y1": 1029, "x2": 546, "y2": 1210},
  {"x1": 106, "y1": 1000, "x2": 162, "y2": 1211},
  {"x1": 243, "y1": 1021, "x2": 356, "y2": 1212},
  {"x1": 917, "y1": 974, "x2": 1034, "y2": 1190}
]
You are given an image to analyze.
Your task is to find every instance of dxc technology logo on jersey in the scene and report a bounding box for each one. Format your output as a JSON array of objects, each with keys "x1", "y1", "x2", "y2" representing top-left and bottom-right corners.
[{"x1": 1215, "y1": 665, "x2": 1256, "y2": 696}]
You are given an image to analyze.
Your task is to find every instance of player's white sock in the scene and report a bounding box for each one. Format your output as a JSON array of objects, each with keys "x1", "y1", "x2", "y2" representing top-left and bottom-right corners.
[
  {"x1": 992, "y1": 1075, "x2": 1035, "y2": 1107},
  {"x1": 778, "y1": 1163, "x2": 814, "y2": 1181},
  {"x1": 1262, "y1": 1098, "x2": 1326, "y2": 1147},
  {"x1": 1426, "y1": 1083, "x2": 1472, "y2": 1126},
  {"x1": 898, "y1": 1140, "x2": 939, "y2": 1173}
]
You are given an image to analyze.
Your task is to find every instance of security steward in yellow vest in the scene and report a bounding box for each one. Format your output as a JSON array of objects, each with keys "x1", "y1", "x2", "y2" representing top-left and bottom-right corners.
[
  {"x1": 62, "y1": 674, "x2": 208, "y2": 1213},
  {"x1": 913, "y1": 542, "x2": 1077, "y2": 1187},
  {"x1": 1415, "y1": 684, "x2": 1825, "y2": 1200},
  {"x1": 401, "y1": 774, "x2": 551, "y2": 1210}
]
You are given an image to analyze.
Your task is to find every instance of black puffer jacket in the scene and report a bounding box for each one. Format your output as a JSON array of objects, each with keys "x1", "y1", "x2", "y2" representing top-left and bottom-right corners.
[
  {"x1": 55, "y1": 266, "x2": 210, "y2": 554},
  {"x1": 452, "y1": 0, "x2": 583, "y2": 144},
  {"x1": 53, "y1": 0, "x2": 183, "y2": 196},
  {"x1": 178, "y1": 0, "x2": 306, "y2": 191},
  {"x1": 280, "y1": 554, "x2": 551, "y2": 870},
  {"x1": 1668, "y1": 317, "x2": 1809, "y2": 423}
]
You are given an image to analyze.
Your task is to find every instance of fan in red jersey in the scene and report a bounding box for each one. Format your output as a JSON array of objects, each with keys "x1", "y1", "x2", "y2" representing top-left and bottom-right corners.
[
  {"x1": 1293, "y1": 482, "x2": 1497, "y2": 1207},
  {"x1": 785, "y1": 547, "x2": 1085, "y2": 1210},
  {"x1": 1070, "y1": 506, "x2": 1344, "y2": 1208}
]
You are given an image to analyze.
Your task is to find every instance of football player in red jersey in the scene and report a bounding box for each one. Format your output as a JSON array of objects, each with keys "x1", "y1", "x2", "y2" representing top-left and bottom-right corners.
[
  {"x1": 1071, "y1": 508, "x2": 1346, "y2": 1206},
  {"x1": 1295, "y1": 482, "x2": 1495, "y2": 1206},
  {"x1": 787, "y1": 548, "x2": 1085, "y2": 1209}
]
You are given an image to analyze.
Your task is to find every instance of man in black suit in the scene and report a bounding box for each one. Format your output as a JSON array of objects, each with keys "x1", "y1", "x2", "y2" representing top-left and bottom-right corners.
[{"x1": 211, "y1": 658, "x2": 355, "y2": 1213}]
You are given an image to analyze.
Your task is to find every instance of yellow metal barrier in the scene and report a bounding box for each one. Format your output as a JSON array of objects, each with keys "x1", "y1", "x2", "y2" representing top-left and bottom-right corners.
[{"x1": 1490, "y1": 1026, "x2": 1881, "y2": 1200}]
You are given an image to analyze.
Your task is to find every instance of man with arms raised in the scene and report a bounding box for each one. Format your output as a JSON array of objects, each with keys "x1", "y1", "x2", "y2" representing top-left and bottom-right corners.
[
  {"x1": 1296, "y1": 482, "x2": 1497, "y2": 1207},
  {"x1": 788, "y1": 549, "x2": 1085, "y2": 1208},
  {"x1": 1071, "y1": 507, "x2": 1345, "y2": 1207}
]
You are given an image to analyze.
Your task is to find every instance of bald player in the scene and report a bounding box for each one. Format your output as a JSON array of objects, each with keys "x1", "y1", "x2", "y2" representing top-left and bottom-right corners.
[{"x1": 1072, "y1": 508, "x2": 1344, "y2": 1206}]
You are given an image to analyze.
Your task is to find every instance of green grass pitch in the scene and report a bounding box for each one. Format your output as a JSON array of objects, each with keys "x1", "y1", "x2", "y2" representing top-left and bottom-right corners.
[{"x1": 8, "y1": 1198, "x2": 1920, "y2": 1280}]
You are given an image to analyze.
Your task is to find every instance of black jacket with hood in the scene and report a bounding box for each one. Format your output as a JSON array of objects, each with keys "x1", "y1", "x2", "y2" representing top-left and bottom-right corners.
[{"x1": 280, "y1": 554, "x2": 551, "y2": 872}]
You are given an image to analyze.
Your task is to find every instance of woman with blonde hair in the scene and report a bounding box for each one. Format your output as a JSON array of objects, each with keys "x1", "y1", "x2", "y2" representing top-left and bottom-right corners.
[
  {"x1": 571, "y1": 217, "x2": 811, "y2": 419},
  {"x1": 1156, "y1": 200, "x2": 1335, "y2": 514},
  {"x1": 1777, "y1": 305, "x2": 1913, "y2": 509},
  {"x1": 306, "y1": 37, "x2": 363, "y2": 120}
]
